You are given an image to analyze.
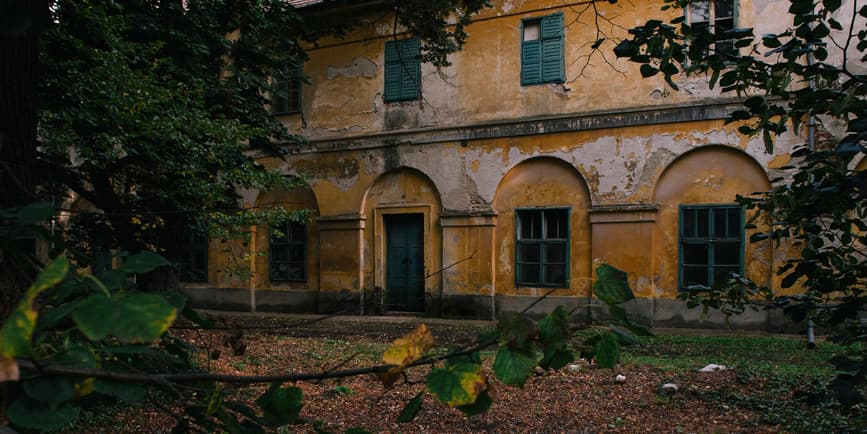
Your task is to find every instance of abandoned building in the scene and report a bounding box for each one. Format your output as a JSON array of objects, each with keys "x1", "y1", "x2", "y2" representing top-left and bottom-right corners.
[{"x1": 176, "y1": 0, "x2": 864, "y2": 330}]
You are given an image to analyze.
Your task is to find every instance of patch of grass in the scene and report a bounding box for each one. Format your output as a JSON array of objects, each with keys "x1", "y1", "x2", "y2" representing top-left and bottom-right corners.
[
  {"x1": 622, "y1": 334, "x2": 844, "y2": 377},
  {"x1": 619, "y1": 333, "x2": 866, "y2": 432}
]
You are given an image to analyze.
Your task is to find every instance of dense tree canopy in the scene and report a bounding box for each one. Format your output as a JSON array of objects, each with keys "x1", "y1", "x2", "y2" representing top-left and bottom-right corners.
[{"x1": 0, "y1": 0, "x2": 495, "y2": 298}]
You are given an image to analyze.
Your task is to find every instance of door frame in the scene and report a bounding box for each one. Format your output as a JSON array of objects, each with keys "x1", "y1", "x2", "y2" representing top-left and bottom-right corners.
[{"x1": 373, "y1": 205, "x2": 433, "y2": 313}]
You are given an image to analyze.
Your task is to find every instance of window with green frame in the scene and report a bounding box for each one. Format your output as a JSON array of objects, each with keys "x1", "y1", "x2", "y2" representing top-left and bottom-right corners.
[
  {"x1": 384, "y1": 38, "x2": 420, "y2": 102},
  {"x1": 679, "y1": 205, "x2": 743, "y2": 291},
  {"x1": 516, "y1": 208, "x2": 569, "y2": 287},
  {"x1": 178, "y1": 232, "x2": 208, "y2": 283},
  {"x1": 686, "y1": 0, "x2": 737, "y2": 58},
  {"x1": 271, "y1": 63, "x2": 302, "y2": 115},
  {"x1": 270, "y1": 221, "x2": 306, "y2": 282},
  {"x1": 521, "y1": 13, "x2": 564, "y2": 85}
]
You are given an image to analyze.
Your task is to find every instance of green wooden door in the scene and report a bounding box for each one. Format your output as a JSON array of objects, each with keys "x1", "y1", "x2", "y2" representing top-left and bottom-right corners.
[{"x1": 385, "y1": 214, "x2": 425, "y2": 312}]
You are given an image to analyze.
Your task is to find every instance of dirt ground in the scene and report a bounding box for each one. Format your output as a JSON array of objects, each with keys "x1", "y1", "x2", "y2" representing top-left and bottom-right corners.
[{"x1": 106, "y1": 312, "x2": 782, "y2": 433}]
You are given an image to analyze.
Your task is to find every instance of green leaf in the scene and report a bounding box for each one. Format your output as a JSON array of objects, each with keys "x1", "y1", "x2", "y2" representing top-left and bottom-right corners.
[
  {"x1": 497, "y1": 312, "x2": 535, "y2": 350},
  {"x1": 256, "y1": 384, "x2": 303, "y2": 427},
  {"x1": 122, "y1": 251, "x2": 171, "y2": 274},
  {"x1": 112, "y1": 293, "x2": 178, "y2": 342},
  {"x1": 594, "y1": 332, "x2": 621, "y2": 369},
  {"x1": 73, "y1": 294, "x2": 120, "y2": 341},
  {"x1": 640, "y1": 64, "x2": 658, "y2": 77},
  {"x1": 708, "y1": 68, "x2": 720, "y2": 89},
  {"x1": 594, "y1": 264, "x2": 634, "y2": 306},
  {"x1": 493, "y1": 346, "x2": 537, "y2": 386},
  {"x1": 397, "y1": 392, "x2": 424, "y2": 423},
  {"x1": 7, "y1": 397, "x2": 78, "y2": 431},
  {"x1": 613, "y1": 40, "x2": 638, "y2": 58},
  {"x1": 762, "y1": 128, "x2": 774, "y2": 153},
  {"x1": 426, "y1": 362, "x2": 486, "y2": 406},
  {"x1": 538, "y1": 305, "x2": 570, "y2": 349},
  {"x1": 539, "y1": 347, "x2": 574, "y2": 370},
  {"x1": 22, "y1": 377, "x2": 75, "y2": 407},
  {"x1": 456, "y1": 389, "x2": 492, "y2": 416},
  {"x1": 37, "y1": 299, "x2": 82, "y2": 331},
  {"x1": 94, "y1": 380, "x2": 147, "y2": 404},
  {"x1": 0, "y1": 256, "x2": 70, "y2": 358},
  {"x1": 73, "y1": 293, "x2": 177, "y2": 343}
]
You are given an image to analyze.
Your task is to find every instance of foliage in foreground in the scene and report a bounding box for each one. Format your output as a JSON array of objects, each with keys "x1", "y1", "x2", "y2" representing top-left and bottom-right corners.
[{"x1": 0, "y1": 204, "x2": 645, "y2": 432}]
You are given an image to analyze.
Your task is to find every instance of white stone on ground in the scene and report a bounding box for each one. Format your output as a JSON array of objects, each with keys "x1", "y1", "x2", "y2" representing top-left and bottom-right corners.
[
  {"x1": 699, "y1": 364, "x2": 727, "y2": 372},
  {"x1": 661, "y1": 383, "x2": 679, "y2": 392},
  {"x1": 615, "y1": 374, "x2": 626, "y2": 382}
]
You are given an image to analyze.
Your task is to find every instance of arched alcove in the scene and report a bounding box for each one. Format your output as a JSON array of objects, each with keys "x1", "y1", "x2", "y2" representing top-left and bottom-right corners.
[
  {"x1": 492, "y1": 157, "x2": 592, "y2": 297},
  {"x1": 361, "y1": 167, "x2": 443, "y2": 313},
  {"x1": 254, "y1": 184, "x2": 320, "y2": 292},
  {"x1": 652, "y1": 146, "x2": 772, "y2": 298}
]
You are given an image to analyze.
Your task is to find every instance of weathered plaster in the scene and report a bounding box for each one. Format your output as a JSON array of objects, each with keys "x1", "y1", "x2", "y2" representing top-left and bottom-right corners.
[{"x1": 326, "y1": 56, "x2": 377, "y2": 79}]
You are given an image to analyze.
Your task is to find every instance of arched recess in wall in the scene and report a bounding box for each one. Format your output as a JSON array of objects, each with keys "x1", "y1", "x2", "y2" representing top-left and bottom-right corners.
[
  {"x1": 361, "y1": 167, "x2": 443, "y2": 313},
  {"x1": 492, "y1": 156, "x2": 592, "y2": 298},
  {"x1": 652, "y1": 145, "x2": 772, "y2": 298},
  {"x1": 254, "y1": 184, "x2": 320, "y2": 292}
]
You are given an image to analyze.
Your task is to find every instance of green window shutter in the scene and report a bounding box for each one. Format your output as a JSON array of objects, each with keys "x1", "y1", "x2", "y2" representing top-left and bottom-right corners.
[
  {"x1": 401, "y1": 38, "x2": 420, "y2": 100},
  {"x1": 541, "y1": 38, "x2": 563, "y2": 83},
  {"x1": 522, "y1": 13, "x2": 563, "y2": 86},
  {"x1": 540, "y1": 14, "x2": 564, "y2": 83},
  {"x1": 521, "y1": 40, "x2": 542, "y2": 85},
  {"x1": 384, "y1": 38, "x2": 420, "y2": 102},
  {"x1": 540, "y1": 13, "x2": 563, "y2": 39}
]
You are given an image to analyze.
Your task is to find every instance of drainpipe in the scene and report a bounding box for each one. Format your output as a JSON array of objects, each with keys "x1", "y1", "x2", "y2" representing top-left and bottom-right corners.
[
  {"x1": 805, "y1": 31, "x2": 816, "y2": 348},
  {"x1": 250, "y1": 225, "x2": 257, "y2": 313}
]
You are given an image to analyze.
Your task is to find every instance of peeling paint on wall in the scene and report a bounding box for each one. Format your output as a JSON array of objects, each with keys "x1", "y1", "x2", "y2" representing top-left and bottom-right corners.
[{"x1": 326, "y1": 56, "x2": 377, "y2": 79}]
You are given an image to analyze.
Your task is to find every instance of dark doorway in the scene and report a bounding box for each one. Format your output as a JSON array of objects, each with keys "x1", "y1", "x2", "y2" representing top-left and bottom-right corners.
[{"x1": 384, "y1": 214, "x2": 425, "y2": 312}]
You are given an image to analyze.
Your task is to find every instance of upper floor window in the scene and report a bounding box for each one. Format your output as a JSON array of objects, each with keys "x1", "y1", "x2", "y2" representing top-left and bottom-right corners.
[
  {"x1": 679, "y1": 205, "x2": 743, "y2": 291},
  {"x1": 270, "y1": 221, "x2": 306, "y2": 282},
  {"x1": 384, "y1": 38, "x2": 420, "y2": 102},
  {"x1": 271, "y1": 63, "x2": 302, "y2": 115},
  {"x1": 687, "y1": 0, "x2": 737, "y2": 58},
  {"x1": 521, "y1": 13, "x2": 564, "y2": 86},
  {"x1": 516, "y1": 208, "x2": 569, "y2": 287}
]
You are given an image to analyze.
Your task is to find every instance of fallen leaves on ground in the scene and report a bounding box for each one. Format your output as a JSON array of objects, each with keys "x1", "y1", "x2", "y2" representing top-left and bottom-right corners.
[{"x1": 84, "y1": 317, "x2": 780, "y2": 433}]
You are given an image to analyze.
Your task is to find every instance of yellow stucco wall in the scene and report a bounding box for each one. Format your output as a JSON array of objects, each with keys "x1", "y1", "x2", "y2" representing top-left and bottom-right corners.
[
  {"x1": 194, "y1": 0, "x2": 817, "y2": 325},
  {"x1": 280, "y1": 0, "x2": 770, "y2": 141}
]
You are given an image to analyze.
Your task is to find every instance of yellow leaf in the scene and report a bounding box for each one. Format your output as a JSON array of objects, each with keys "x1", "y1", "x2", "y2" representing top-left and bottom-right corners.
[
  {"x1": 377, "y1": 324, "x2": 434, "y2": 387},
  {"x1": 456, "y1": 367, "x2": 486, "y2": 406},
  {"x1": 74, "y1": 377, "x2": 95, "y2": 397}
]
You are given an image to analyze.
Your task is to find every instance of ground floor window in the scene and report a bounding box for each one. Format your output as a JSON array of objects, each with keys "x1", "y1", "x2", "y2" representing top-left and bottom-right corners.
[
  {"x1": 270, "y1": 221, "x2": 306, "y2": 282},
  {"x1": 679, "y1": 205, "x2": 743, "y2": 290},
  {"x1": 516, "y1": 208, "x2": 569, "y2": 287},
  {"x1": 179, "y1": 232, "x2": 208, "y2": 283}
]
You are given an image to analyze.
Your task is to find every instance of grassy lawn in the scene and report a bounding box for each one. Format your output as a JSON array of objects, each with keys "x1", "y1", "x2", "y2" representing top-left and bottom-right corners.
[{"x1": 622, "y1": 334, "x2": 865, "y2": 432}]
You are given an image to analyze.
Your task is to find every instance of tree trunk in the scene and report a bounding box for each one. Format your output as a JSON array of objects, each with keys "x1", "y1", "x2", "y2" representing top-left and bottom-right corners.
[{"x1": 0, "y1": 0, "x2": 47, "y2": 319}]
